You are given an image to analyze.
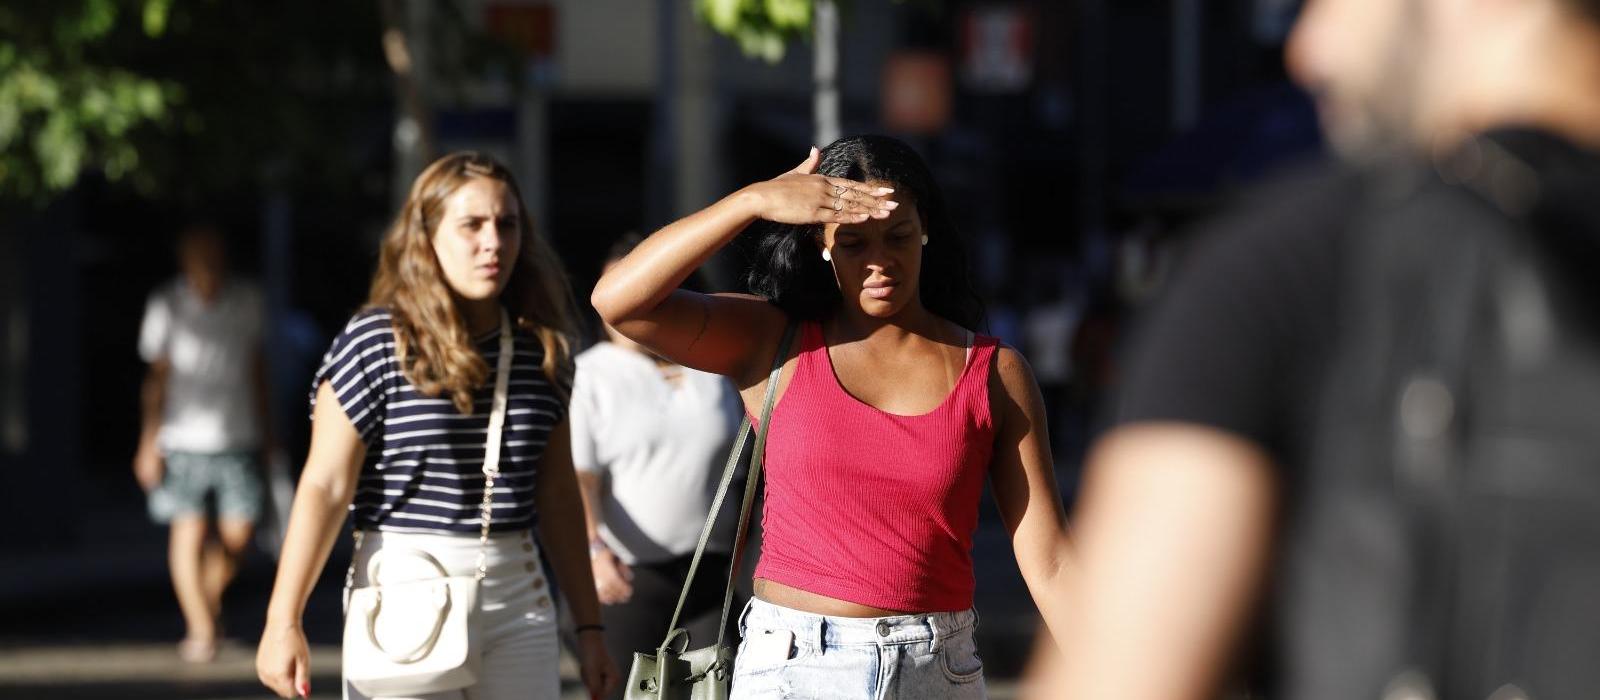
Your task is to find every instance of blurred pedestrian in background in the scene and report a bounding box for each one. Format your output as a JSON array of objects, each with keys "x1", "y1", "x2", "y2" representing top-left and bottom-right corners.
[
  {"x1": 255, "y1": 152, "x2": 616, "y2": 700},
  {"x1": 1021, "y1": 272, "x2": 1082, "y2": 458},
  {"x1": 134, "y1": 221, "x2": 270, "y2": 663},
  {"x1": 572, "y1": 232, "x2": 745, "y2": 700},
  {"x1": 593, "y1": 135, "x2": 1073, "y2": 698},
  {"x1": 1059, "y1": 0, "x2": 1600, "y2": 697}
]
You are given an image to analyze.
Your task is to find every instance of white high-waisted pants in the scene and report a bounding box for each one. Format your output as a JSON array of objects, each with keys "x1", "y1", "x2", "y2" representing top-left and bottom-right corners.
[{"x1": 344, "y1": 529, "x2": 561, "y2": 700}]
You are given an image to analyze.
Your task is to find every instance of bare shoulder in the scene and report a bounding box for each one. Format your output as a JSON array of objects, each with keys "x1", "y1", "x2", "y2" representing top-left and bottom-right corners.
[
  {"x1": 705, "y1": 291, "x2": 789, "y2": 329},
  {"x1": 735, "y1": 314, "x2": 807, "y2": 416},
  {"x1": 701, "y1": 291, "x2": 788, "y2": 334},
  {"x1": 987, "y1": 343, "x2": 1046, "y2": 427},
  {"x1": 989, "y1": 343, "x2": 1041, "y2": 395},
  {"x1": 708, "y1": 291, "x2": 773, "y2": 305},
  {"x1": 702, "y1": 293, "x2": 795, "y2": 391}
]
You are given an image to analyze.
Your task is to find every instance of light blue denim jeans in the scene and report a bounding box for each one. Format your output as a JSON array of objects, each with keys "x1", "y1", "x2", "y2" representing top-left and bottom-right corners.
[{"x1": 730, "y1": 598, "x2": 987, "y2": 699}]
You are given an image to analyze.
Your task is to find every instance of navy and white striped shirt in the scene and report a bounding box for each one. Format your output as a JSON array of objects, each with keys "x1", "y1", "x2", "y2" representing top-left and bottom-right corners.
[{"x1": 311, "y1": 307, "x2": 569, "y2": 534}]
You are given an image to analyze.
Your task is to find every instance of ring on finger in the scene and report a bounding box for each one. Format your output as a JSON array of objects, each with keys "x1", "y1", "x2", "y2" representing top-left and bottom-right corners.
[
  {"x1": 833, "y1": 184, "x2": 846, "y2": 195},
  {"x1": 832, "y1": 196, "x2": 843, "y2": 211}
]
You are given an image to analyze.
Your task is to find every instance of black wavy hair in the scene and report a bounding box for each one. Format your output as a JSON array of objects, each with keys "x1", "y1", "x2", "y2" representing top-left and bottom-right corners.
[{"x1": 745, "y1": 134, "x2": 986, "y2": 330}]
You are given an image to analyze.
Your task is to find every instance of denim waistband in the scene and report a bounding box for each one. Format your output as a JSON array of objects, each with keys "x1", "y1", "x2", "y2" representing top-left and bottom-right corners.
[{"x1": 739, "y1": 598, "x2": 977, "y2": 654}]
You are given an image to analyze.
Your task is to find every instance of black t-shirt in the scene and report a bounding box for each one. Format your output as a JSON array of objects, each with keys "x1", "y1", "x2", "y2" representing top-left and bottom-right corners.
[
  {"x1": 1109, "y1": 131, "x2": 1600, "y2": 698},
  {"x1": 1114, "y1": 167, "x2": 1362, "y2": 464},
  {"x1": 1108, "y1": 165, "x2": 1367, "y2": 696}
]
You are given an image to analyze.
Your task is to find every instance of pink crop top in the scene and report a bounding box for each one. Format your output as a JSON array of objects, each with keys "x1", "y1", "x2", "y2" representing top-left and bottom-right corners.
[{"x1": 753, "y1": 321, "x2": 998, "y2": 612}]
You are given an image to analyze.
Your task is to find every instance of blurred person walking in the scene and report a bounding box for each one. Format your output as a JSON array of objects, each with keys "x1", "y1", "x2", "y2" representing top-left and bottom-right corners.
[
  {"x1": 1021, "y1": 276, "x2": 1083, "y2": 458},
  {"x1": 573, "y1": 233, "x2": 745, "y2": 700},
  {"x1": 254, "y1": 152, "x2": 617, "y2": 700},
  {"x1": 1059, "y1": 0, "x2": 1600, "y2": 698},
  {"x1": 135, "y1": 222, "x2": 271, "y2": 663},
  {"x1": 593, "y1": 135, "x2": 1074, "y2": 698}
]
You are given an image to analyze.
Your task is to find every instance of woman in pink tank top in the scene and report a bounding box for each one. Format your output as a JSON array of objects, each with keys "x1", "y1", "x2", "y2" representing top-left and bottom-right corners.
[{"x1": 592, "y1": 136, "x2": 1072, "y2": 698}]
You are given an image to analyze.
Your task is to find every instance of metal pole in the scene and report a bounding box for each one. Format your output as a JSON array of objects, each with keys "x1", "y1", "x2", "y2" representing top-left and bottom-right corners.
[
  {"x1": 648, "y1": 0, "x2": 679, "y2": 227},
  {"x1": 1172, "y1": 0, "x2": 1202, "y2": 131},
  {"x1": 813, "y1": 0, "x2": 840, "y2": 147},
  {"x1": 381, "y1": 0, "x2": 435, "y2": 211}
]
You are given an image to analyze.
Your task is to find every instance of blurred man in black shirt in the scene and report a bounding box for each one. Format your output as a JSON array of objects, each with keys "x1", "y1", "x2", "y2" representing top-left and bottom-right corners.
[{"x1": 1058, "y1": 0, "x2": 1600, "y2": 698}]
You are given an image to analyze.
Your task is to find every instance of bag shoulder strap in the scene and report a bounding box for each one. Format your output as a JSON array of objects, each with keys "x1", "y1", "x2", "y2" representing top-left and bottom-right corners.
[
  {"x1": 474, "y1": 307, "x2": 515, "y2": 578},
  {"x1": 345, "y1": 308, "x2": 514, "y2": 599},
  {"x1": 659, "y1": 320, "x2": 798, "y2": 650}
]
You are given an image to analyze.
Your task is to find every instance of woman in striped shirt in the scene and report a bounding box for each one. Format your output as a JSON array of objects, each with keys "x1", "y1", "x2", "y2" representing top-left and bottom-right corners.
[{"x1": 257, "y1": 152, "x2": 617, "y2": 700}]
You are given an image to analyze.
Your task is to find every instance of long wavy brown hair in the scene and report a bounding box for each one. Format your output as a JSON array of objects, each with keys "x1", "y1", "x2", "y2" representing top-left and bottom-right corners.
[{"x1": 368, "y1": 152, "x2": 579, "y2": 414}]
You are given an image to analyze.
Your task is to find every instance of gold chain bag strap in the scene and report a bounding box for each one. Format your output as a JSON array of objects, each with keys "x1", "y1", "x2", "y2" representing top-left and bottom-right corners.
[
  {"x1": 624, "y1": 321, "x2": 797, "y2": 700},
  {"x1": 342, "y1": 307, "x2": 514, "y2": 697}
]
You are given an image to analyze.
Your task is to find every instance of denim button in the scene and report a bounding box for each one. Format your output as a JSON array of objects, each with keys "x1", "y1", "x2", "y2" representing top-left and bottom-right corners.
[{"x1": 875, "y1": 621, "x2": 891, "y2": 637}]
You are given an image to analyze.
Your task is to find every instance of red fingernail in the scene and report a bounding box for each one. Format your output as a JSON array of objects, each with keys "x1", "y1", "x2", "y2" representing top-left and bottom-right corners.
[{"x1": 298, "y1": 681, "x2": 310, "y2": 697}]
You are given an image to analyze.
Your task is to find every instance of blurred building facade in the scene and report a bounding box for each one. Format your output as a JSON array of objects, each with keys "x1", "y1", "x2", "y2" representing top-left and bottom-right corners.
[{"x1": 0, "y1": 0, "x2": 1316, "y2": 557}]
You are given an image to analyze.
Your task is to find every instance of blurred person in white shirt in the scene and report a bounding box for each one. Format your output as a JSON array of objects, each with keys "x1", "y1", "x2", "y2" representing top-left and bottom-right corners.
[
  {"x1": 134, "y1": 221, "x2": 271, "y2": 663},
  {"x1": 573, "y1": 233, "x2": 744, "y2": 699}
]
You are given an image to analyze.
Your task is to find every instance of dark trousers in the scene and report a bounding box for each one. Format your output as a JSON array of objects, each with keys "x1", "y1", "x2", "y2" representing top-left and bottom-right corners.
[{"x1": 603, "y1": 552, "x2": 742, "y2": 700}]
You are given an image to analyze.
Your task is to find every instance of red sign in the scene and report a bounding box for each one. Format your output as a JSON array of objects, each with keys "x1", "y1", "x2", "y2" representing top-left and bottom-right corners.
[
  {"x1": 485, "y1": 3, "x2": 556, "y2": 60},
  {"x1": 961, "y1": 5, "x2": 1035, "y2": 93}
]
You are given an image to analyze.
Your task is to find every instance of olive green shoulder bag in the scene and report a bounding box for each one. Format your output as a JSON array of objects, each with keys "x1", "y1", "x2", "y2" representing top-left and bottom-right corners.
[{"x1": 623, "y1": 321, "x2": 796, "y2": 700}]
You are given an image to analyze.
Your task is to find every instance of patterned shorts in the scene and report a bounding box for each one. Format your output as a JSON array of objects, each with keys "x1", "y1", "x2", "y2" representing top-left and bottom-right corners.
[{"x1": 148, "y1": 450, "x2": 264, "y2": 524}]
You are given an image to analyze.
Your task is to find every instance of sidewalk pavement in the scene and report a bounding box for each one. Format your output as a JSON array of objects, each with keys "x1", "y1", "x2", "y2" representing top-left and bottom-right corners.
[
  {"x1": 0, "y1": 640, "x2": 1020, "y2": 700},
  {"x1": 0, "y1": 479, "x2": 1043, "y2": 699},
  {"x1": 0, "y1": 490, "x2": 170, "y2": 611},
  {"x1": 0, "y1": 640, "x2": 600, "y2": 700}
]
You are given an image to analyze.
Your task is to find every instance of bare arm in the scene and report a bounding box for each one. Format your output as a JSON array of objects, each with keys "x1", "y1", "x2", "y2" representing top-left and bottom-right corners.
[
  {"x1": 1056, "y1": 423, "x2": 1277, "y2": 700},
  {"x1": 576, "y1": 471, "x2": 603, "y2": 543},
  {"x1": 133, "y1": 358, "x2": 170, "y2": 491},
  {"x1": 590, "y1": 148, "x2": 894, "y2": 388},
  {"x1": 539, "y1": 419, "x2": 602, "y2": 624},
  {"x1": 537, "y1": 418, "x2": 619, "y2": 696},
  {"x1": 986, "y1": 347, "x2": 1075, "y2": 641},
  {"x1": 577, "y1": 469, "x2": 634, "y2": 605},
  {"x1": 256, "y1": 380, "x2": 367, "y2": 699},
  {"x1": 590, "y1": 195, "x2": 780, "y2": 385}
]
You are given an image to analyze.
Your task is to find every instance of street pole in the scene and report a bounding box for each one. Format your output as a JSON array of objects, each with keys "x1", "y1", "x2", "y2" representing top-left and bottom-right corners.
[
  {"x1": 813, "y1": 0, "x2": 840, "y2": 147},
  {"x1": 381, "y1": 0, "x2": 435, "y2": 211},
  {"x1": 1172, "y1": 0, "x2": 1202, "y2": 131}
]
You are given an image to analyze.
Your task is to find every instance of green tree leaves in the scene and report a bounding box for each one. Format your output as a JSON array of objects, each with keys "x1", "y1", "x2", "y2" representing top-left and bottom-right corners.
[
  {"x1": 0, "y1": 0, "x2": 178, "y2": 202},
  {"x1": 1, "y1": 1, "x2": 391, "y2": 207},
  {"x1": 695, "y1": 0, "x2": 816, "y2": 63}
]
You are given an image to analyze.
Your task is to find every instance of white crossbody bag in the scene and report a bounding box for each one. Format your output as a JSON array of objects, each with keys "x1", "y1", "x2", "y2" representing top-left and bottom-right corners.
[{"x1": 342, "y1": 308, "x2": 514, "y2": 697}]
